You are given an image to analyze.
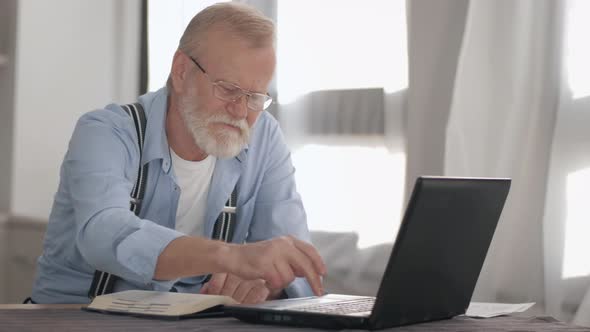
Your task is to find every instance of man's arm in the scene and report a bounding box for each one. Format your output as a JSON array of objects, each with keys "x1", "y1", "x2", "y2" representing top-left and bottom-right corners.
[
  {"x1": 245, "y1": 115, "x2": 320, "y2": 298},
  {"x1": 153, "y1": 236, "x2": 226, "y2": 279},
  {"x1": 154, "y1": 235, "x2": 326, "y2": 296},
  {"x1": 67, "y1": 110, "x2": 186, "y2": 287},
  {"x1": 68, "y1": 110, "x2": 324, "y2": 294}
]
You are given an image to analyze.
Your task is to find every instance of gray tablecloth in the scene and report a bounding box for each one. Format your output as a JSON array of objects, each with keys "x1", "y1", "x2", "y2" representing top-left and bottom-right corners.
[{"x1": 1, "y1": 308, "x2": 589, "y2": 332}]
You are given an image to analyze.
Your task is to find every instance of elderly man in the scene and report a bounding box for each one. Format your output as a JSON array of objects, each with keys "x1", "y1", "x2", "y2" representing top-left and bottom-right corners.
[{"x1": 31, "y1": 2, "x2": 325, "y2": 304}]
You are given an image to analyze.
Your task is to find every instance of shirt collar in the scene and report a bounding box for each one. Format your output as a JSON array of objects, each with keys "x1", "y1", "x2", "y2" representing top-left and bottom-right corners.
[{"x1": 138, "y1": 87, "x2": 249, "y2": 173}]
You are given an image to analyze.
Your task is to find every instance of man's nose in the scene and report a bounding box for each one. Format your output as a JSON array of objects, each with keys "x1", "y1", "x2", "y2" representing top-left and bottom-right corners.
[{"x1": 225, "y1": 95, "x2": 249, "y2": 119}]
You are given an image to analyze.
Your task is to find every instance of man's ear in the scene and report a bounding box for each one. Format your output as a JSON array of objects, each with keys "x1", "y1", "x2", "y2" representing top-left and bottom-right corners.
[{"x1": 170, "y1": 50, "x2": 188, "y2": 91}]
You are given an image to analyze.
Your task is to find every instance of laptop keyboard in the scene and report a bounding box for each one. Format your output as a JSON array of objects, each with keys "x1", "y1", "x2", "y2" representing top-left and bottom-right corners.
[{"x1": 289, "y1": 298, "x2": 375, "y2": 315}]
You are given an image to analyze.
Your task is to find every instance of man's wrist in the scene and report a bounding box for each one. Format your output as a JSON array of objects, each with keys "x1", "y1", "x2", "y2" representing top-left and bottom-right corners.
[{"x1": 210, "y1": 241, "x2": 235, "y2": 273}]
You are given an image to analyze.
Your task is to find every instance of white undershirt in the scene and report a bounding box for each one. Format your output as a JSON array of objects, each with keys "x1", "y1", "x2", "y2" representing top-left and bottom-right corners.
[{"x1": 170, "y1": 148, "x2": 216, "y2": 237}]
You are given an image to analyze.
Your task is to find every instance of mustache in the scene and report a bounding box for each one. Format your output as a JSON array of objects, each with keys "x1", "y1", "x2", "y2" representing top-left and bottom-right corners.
[{"x1": 204, "y1": 113, "x2": 249, "y2": 134}]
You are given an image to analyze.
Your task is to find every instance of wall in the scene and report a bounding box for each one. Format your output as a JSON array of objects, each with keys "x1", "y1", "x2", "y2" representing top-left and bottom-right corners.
[
  {"x1": 0, "y1": 0, "x2": 140, "y2": 303},
  {"x1": 0, "y1": 0, "x2": 17, "y2": 304},
  {"x1": 11, "y1": 0, "x2": 140, "y2": 219},
  {"x1": 3, "y1": 216, "x2": 46, "y2": 303},
  {"x1": 0, "y1": 0, "x2": 17, "y2": 213},
  {"x1": 0, "y1": 214, "x2": 7, "y2": 302}
]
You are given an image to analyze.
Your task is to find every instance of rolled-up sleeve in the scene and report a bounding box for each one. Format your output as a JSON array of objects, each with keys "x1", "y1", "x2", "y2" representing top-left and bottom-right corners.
[{"x1": 66, "y1": 111, "x2": 183, "y2": 285}]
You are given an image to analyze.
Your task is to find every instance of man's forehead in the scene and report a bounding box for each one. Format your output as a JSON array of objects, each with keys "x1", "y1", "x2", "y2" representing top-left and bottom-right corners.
[
  {"x1": 198, "y1": 40, "x2": 276, "y2": 92},
  {"x1": 196, "y1": 23, "x2": 258, "y2": 55}
]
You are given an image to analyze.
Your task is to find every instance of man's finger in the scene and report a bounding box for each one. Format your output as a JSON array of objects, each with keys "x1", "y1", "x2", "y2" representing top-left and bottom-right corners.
[
  {"x1": 274, "y1": 261, "x2": 295, "y2": 289},
  {"x1": 288, "y1": 248, "x2": 323, "y2": 296},
  {"x1": 243, "y1": 284, "x2": 270, "y2": 304},
  {"x1": 292, "y1": 238, "x2": 327, "y2": 276},
  {"x1": 232, "y1": 280, "x2": 254, "y2": 303},
  {"x1": 220, "y1": 273, "x2": 241, "y2": 298},
  {"x1": 199, "y1": 282, "x2": 209, "y2": 294},
  {"x1": 205, "y1": 273, "x2": 228, "y2": 295}
]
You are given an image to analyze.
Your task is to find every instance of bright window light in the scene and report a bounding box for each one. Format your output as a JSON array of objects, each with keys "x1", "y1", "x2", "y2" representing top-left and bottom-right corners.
[
  {"x1": 147, "y1": 2, "x2": 409, "y2": 249},
  {"x1": 562, "y1": 167, "x2": 590, "y2": 278},
  {"x1": 277, "y1": 0, "x2": 408, "y2": 103},
  {"x1": 292, "y1": 137, "x2": 405, "y2": 248},
  {"x1": 565, "y1": 0, "x2": 590, "y2": 99},
  {"x1": 147, "y1": 0, "x2": 229, "y2": 92}
]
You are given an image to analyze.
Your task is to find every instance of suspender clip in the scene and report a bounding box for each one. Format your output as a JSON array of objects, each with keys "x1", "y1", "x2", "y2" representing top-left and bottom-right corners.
[{"x1": 221, "y1": 206, "x2": 236, "y2": 214}]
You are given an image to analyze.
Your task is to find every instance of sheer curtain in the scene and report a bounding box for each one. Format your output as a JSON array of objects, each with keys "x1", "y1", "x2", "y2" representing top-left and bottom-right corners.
[
  {"x1": 242, "y1": 0, "x2": 408, "y2": 251},
  {"x1": 408, "y1": 0, "x2": 590, "y2": 325},
  {"x1": 544, "y1": 0, "x2": 590, "y2": 325},
  {"x1": 444, "y1": 0, "x2": 562, "y2": 307},
  {"x1": 239, "y1": 0, "x2": 408, "y2": 295},
  {"x1": 275, "y1": 0, "x2": 408, "y2": 250}
]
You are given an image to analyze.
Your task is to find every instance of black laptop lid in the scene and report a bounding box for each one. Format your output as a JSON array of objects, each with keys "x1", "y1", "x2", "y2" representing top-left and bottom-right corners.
[{"x1": 369, "y1": 176, "x2": 511, "y2": 329}]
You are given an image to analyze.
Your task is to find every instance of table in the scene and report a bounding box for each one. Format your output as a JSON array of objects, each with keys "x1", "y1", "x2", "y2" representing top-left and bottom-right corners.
[{"x1": 1, "y1": 304, "x2": 589, "y2": 331}]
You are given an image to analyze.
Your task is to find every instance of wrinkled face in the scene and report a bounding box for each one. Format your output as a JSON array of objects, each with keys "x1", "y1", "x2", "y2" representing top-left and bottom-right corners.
[{"x1": 173, "y1": 27, "x2": 275, "y2": 159}]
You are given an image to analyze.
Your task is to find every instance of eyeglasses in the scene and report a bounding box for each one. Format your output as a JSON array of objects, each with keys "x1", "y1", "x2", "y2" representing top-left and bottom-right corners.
[{"x1": 186, "y1": 54, "x2": 273, "y2": 112}]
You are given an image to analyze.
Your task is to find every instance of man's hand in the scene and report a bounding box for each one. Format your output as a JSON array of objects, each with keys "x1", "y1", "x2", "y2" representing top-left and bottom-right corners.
[
  {"x1": 154, "y1": 235, "x2": 326, "y2": 293},
  {"x1": 224, "y1": 236, "x2": 326, "y2": 296},
  {"x1": 199, "y1": 273, "x2": 271, "y2": 304}
]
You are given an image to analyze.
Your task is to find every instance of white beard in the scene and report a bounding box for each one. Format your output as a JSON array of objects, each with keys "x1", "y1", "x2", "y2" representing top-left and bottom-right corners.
[{"x1": 178, "y1": 96, "x2": 251, "y2": 159}]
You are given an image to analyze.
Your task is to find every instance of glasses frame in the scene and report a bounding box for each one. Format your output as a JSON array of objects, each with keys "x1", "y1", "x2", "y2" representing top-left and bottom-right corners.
[{"x1": 186, "y1": 54, "x2": 273, "y2": 112}]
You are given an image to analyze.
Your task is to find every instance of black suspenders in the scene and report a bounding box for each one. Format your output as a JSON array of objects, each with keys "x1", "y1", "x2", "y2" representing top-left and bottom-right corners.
[
  {"x1": 88, "y1": 103, "x2": 237, "y2": 299},
  {"x1": 88, "y1": 103, "x2": 148, "y2": 299},
  {"x1": 212, "y1": 190, "x2": 237, "y2": 241}
]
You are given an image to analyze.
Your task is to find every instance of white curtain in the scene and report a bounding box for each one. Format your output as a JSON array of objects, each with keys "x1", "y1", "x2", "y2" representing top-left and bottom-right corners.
[
  {"x1": 409, "y1": 0, "x2": 590, "y2": 325},
  {"x1": 544, "y1": 0, "x2": 590, "y2": 324},
  {"x1": 444, "y1": 0, "x2": 562, "y2": 307},
  {"x1": 242, "y1": 1, "x2": 590, "y2": 323},
  {"x1": 240, "y1": 0, "x2": 407, "y2": 295},
  {"x1": 405, "y1": 0, "x2": 469, "y2": 197}
]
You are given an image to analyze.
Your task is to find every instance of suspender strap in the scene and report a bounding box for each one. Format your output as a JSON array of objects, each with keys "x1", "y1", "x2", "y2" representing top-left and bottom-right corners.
[
  {"x1": 125, "y1": 103, "x2": 149, "y2": 214},
  {"x1": 88, "y1": 103, "x2": 239, "y2": 298},
  {"x1": 88, "y1": 103, "x2": 147, "y2": 299},
  {"x1": 200, "y1": 188, "x2": 237, "y2": 286},
  {"x1": 212, "y1": 188, "x2": 238, "y2": 242}
]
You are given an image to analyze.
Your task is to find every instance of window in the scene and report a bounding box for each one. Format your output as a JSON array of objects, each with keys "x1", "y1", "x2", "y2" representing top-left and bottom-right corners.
[
  {"x1": 292, "y1": 138, "x2": 405, "y2": 248},
  {"x1": 561, "y1": 0, "x2": 590, "y2": 279},
  {"x1": 277, "y1": 0, "x2": 407, "y2": 103},
  {"x1": 277, "y1": 1, "x2": 407, "y2": 248},
  {"x1": 565, "y1": 0, "x2": 590, "y2": 99},
  {"x1": 147, "y1": 0, "x2": 229, "y2": 92},
  {"x1": 147, "y1": 1, "x2": 408, "y2": 248}
]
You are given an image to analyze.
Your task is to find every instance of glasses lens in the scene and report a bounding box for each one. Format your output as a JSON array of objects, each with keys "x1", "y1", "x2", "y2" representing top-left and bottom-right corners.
[
  {"x1": 214, "y1": 81, "x2": 242, "y2": 101},
  {"x1": 213, "y1": 81, "x2": 272, "y2": 111},
  {"x1": 248, "y1": 94, "x2": 273, "y2": 111}
]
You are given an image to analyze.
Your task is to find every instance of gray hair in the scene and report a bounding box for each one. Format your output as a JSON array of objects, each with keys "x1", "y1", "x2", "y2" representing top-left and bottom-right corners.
[
  {"x1": 167, "y1": 2, "x2": 275, "y2": 90},
  {"x1": 179, "y1": 2, "x2": 275, "y2": 55}
]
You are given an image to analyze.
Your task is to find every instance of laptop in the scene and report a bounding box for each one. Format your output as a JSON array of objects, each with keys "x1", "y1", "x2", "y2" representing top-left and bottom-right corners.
[{"x1": 225, "y1": 176, "x2": 511, "y2": 330}]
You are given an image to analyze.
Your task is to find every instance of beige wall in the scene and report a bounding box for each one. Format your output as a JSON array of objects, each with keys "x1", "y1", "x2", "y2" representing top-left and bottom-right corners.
[
  {"x1": 0, "y1": 0, "x2": 140, "y2": 303},
  {"x1": 12, "y1": 0, "x2": 140, "y2": 219},
  {"x1": 0, "y1": 214, "x2": 7, "y2": 302},
  {"x1": 0, "y1": 0, "x2": 16, "y2": 212}
]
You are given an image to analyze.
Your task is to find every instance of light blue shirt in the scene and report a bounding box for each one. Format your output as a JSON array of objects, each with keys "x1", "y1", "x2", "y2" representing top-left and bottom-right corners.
[{"x1": 32, "y1": 87, "x2": 313, "y2": 303}]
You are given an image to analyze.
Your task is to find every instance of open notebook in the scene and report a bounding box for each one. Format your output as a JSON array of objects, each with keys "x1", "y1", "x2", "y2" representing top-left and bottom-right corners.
[{"x1": 85, "y1": 290, "x2": 237, "y2": 319}]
